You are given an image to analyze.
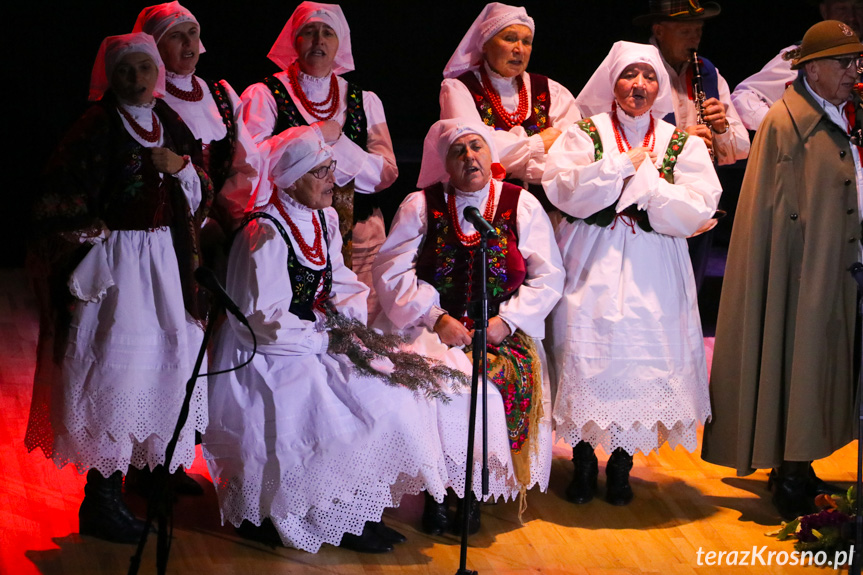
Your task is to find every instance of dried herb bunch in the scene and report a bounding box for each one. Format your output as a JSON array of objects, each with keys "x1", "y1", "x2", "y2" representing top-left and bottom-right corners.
[{"x1": 324, "y1": 307, "x2": 464, "y2": 402}]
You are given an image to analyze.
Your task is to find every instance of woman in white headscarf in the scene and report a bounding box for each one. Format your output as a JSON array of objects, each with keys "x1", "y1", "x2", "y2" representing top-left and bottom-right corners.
[
  {"x1": 542, "y1": 41, "x2": 720, "y2": 507},
  {"x1": 238, "y1": 2, "x2": 397, "y2": 323},
  {"x1": 133, "y1": 1, "x2": 259, "y2": 232},
  {"x1": 439, "y1": 2, "x2": 581, "y2": 208},
  {"x1": 202, "y1": 125, "x2": 453, "y2": 554},
  {"x1": 24, "y1": 32, "x2": 211, "y2": 542},
  {"x1": 373, "y1": 118, "x2": 563, "y2": 535}
]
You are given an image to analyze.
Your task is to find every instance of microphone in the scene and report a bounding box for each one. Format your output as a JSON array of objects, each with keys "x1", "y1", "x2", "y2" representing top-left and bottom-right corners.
[
  {"x1": 463, "y1": 206, "x2": 498, "y2": 238},
  {"x1": 194, "y1": 267, "x2": 249, "y2": 327}
]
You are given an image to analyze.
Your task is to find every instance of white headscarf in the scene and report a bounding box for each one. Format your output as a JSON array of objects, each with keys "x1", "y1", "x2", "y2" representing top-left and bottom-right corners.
[
  {"x1": 254, "y1": 126, "x2": 334, "y2": 207},
  {"x1": 417, "y1": 118, "x2": 505, "y2": 189},
  {"x1": 132, "y1": 1, "x2": 206, "y2": 52},
  {"x1": 89, "y1": 32, "x2": 166, "y2": 102},
  {"x1": 575, "y1": 41, "x2": 673, "y2": 119},
  {"x1": 267, "y1": 2, "x2": 354, "y2": 74},
  {"x1": 443, "y1": 2, "x2": 535, "y2": 79}
]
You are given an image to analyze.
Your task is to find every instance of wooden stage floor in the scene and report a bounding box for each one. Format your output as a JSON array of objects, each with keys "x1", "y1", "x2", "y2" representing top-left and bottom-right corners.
[{"x1": 0, "y1": 268, "x2": 855, "y2": 575}]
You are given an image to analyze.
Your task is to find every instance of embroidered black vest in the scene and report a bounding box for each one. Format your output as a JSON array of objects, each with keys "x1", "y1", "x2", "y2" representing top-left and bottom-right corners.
[
  {"x1": 239, "y1": 210, "x2": 332, "y2": 321},
  {"x1": 204, "y1": 78, "x2": 237, "y2": 195}
]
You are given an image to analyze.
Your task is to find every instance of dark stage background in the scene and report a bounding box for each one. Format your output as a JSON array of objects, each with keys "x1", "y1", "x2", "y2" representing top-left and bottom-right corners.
[{"x1": 4, "y1": 0, "x2": 822, "y2": 267}]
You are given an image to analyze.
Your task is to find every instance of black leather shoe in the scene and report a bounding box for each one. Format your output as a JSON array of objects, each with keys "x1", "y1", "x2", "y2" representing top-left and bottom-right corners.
[
  {"x1": 79, "y1": 470, "x2": 147, "y2": 544},
  {"x1": 421, "y1": 492, "x2": 449, "y2": 535},
  {"x1": 772, "y1": 474, "x2": 817, "y2": 521},
  {"x1": 452, "y1": 493, "x2": 481, "y2": 535},
  {"x1": 768, "y1": 465, "x2": 846, "y2": 498},
  {"x1": 236, "y1": 518, "x2": 283, "y2": 547},
  {"x1": 566, "y1": 441, "x2": 598, "y2": 504},
  {"x1": 371, "y1": 520, "x2": 406, "y2": 544},
  {"x1": 340, "y1": 522, "x2": 393, "y2": 553},
  {"x1": 605, "y1": 448, "x2": 634, "y2": 506}
]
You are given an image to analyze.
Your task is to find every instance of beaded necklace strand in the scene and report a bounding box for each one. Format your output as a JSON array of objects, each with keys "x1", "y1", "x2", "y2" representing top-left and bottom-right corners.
[
  {"x1": 287, "y1": 61, "x2": 340, "y2": 121},
  {"x1": 479, "y1": 67, "x2": 529, "y2": 129},
  {"x1": 165, "y1": 77, "x2": 204, "y2": 102},
  {"x1": 447, "y1": 180, "x2": 496, "y2": 247},
  {"x1": 610, "y1": 101, "x2": 655, "y2": 153},
  {"x1": 273, "y1": 193, "x2": 327, "y2": 266},
  {"x1": 118, "y1": 107, "x2": 161, "y2": 143}
]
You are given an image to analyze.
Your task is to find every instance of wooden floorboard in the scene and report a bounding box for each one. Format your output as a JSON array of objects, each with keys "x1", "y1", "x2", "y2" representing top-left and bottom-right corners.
[{"x1": 0, "y1": 268, "x2": 855, "y2": 575}]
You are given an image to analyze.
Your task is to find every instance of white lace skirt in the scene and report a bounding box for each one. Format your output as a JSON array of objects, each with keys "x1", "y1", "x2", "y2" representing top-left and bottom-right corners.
[
  {"x1": 399, "y1": 325, "x2": 553, "y2": 501},
  {"x1": 202, "y1": 326, "x2": 449, "y2": 553},
  {"x1": 550, "y1": 220, "x2": 711, "y2": 456},
  {"x1": 29, "y1": 229, "x2": 206, "y2": 477}
]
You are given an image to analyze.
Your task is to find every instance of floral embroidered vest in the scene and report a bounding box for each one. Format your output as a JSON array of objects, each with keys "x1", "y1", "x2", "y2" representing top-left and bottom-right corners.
[
  {"x1": 416, "y1": 182, "x2": 526, "y2": 322},
  {"x1": 240, "y1": 210, "x2": 333, "y2": 321},
  {"x1": 457, "y1": 71, "x2": 551, "y2": 136}
]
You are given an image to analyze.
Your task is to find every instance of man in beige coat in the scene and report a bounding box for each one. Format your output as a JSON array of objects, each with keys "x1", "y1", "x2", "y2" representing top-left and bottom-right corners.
[{"x1": 702, "y1": 20, "x2": 862, "y2": 520}]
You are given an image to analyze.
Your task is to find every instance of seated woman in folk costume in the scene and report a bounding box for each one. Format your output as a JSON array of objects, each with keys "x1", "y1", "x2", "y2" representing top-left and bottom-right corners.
[
  {"x1": 203, "y1": 125, "x2": 462, "y2": 554},
  {"x1": 373, "y1": 118, "x2": 564, "y2": 535}
]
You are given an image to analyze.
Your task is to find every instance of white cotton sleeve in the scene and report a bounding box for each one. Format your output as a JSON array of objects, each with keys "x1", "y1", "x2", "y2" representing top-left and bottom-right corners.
[{"x1": 372, "y1": 191, "x2": 442, "y2": 331}]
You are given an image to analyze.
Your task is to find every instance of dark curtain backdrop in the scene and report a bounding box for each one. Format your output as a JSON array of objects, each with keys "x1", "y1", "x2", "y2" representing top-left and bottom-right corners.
[{"x1": 3, "y1": 0, "x2": 820, "y2": 266}]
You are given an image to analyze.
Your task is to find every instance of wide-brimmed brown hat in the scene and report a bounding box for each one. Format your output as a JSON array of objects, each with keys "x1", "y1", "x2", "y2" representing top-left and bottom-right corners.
[
  {"x1": 633, "y1": 0, "x2": 721, "y2": 26},
  {"x1": 788, "y1": 19, "x2": 863, "y2": 69}
]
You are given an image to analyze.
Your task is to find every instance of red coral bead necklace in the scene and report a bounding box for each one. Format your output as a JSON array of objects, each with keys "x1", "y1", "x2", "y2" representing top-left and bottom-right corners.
[
  {"x1": 448, "y1": 180, "x2": 496, "y2": 247},
  {"x1": 611, "y1": 101, "x2": 655, "y2": 153},
  {"x1": 480, "y1": 66, "x2": 529, "y2": 129},
  {"x1": 273, "y1": 192, "x2": 327, "y2": 266},
  {"x1": 288, "y1": 61, "x2": 340, "y2": 121},
  {"x1": 165, "y1": 76, "x2": 204, "y2": 102},
  {"x1": 118, "y1": 106, "x2": 161, "y2": 143}
]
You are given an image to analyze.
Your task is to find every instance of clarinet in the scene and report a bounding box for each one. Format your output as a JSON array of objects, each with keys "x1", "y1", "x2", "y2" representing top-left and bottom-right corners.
[{"x1": 690, "y1": 49, "x2": 715, "y2": 162}]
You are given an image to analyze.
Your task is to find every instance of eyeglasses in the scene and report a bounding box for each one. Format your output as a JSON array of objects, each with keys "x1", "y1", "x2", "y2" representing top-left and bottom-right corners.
[
  {"x1": 829, "y1": 55, "x2": 863, "y2": 70},
  {"x1": 308, "y1": 160, "x2": 337, "y2": 179}
]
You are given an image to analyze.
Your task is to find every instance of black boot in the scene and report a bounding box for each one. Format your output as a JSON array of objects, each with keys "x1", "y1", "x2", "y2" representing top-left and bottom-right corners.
[
  {"x1": 370, "y1": 520, "x2": 406, "y2": 544},
  {"x1": 340, "y1": 522, "x2": 393, "y2": 553},
  {"x1": 566, "y1": 441, "x2": 598, "y2": 504},
  {"x1": 772, "y1": 462, "x2": 817, "y2": 521},
  {"x1": 79, "y1": 469, "x2": 147, "y2": 544},
  {"x1": 452, "y1": 493, "x2": 481, "y2": 535},
  {"x1": 421, "y1": 492, "x2": 449, "y2": 535},
  {"x1": 605, "y1": 448, "x2": 634, "y2": 506}
]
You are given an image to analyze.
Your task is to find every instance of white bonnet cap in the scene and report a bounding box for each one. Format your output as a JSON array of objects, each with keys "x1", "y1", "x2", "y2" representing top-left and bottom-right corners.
[
  {"x1": 417, "y1": 118, "x2": 504, "y2": 189},
  {"x1": 89, "y1": 32, "x2": 165, "y2": 102},
  {"x1": 132, "y1": 1, "x2": 206, "y2": 53},
  {"x1": 253, "y1": 126, "x2": 334, "y2": 206},
  {"x1": 443, "y1": 2, "x2": 535, "y2": 79},
  {"x1": 267, "y1": 2, "x2": 353, "y2": 74},
  {"x1": 575, "y1": 41, "x2": 673, "y2": 118}
]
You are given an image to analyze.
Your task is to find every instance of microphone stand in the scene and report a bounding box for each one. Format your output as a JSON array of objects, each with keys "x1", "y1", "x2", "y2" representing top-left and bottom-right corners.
[
  {"x1": 849, "y1": 263, "x2": 863, "y2": 575},
  {"x1": 456, "y1": 229, "x2": 492, "y2": 575},
  {"x1": 128, "y1": 300, "x2": 220, "y2": 575}
]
